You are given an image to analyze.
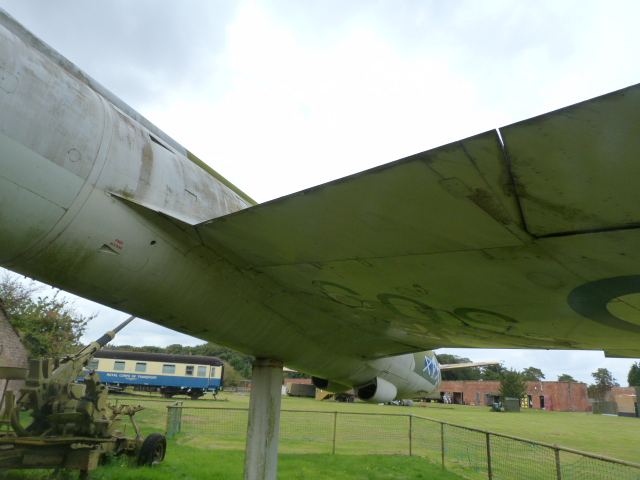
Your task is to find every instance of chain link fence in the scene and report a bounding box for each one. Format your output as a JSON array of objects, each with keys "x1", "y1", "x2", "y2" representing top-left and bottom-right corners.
[
  {"x1": 109, "y1": 396, "x2": 184, "y2": 436},
  {"x1": 163, "y1": 404, "x2": 640, "y2": 479}
]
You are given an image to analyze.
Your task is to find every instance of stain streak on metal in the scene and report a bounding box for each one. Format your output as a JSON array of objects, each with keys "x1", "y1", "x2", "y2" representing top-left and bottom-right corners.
[{"x1": 468, "y1": 187, "x2": 512, "y2": 225}]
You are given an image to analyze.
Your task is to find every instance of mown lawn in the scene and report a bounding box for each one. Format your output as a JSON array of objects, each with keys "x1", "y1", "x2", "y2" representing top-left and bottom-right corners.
[
  {"x1": 411, "y1": 402, "x2": 640, "y2": 463},
  {"x1": 154, "y1": 392, "x2": 640, "y2": 463},
  {"x1": 2, "y1": 438, "x2": 467, "y2": 480}
]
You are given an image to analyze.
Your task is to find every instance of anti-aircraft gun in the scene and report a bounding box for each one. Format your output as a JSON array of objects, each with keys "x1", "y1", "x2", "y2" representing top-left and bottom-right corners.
[{"x1": 0, "y1": 316, "x2": 167, "y2": 478}]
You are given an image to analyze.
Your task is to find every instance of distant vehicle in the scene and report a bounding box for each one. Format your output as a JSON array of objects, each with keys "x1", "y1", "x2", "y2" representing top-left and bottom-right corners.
[{"x1": 85, "y1": 350, "x2": 224, "y2": 399}]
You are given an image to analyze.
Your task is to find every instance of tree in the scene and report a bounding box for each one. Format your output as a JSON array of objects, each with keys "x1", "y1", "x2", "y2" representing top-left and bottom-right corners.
[
  {"x1": 165, "y1": 344, "x2": 187, "y2": 355},
  {"x1": 191, "y1": 343, "x2": 254, "y2": 378},
  {"x1": 499, "y1": 369, "x2": 527, "y2": 401},
  {"x1": 557, "y1": 374, "x2": 578, "y2": 383},
  {"x1": 105, "y1": 345, "x2": 165, "y2": 353},
  {"x1": 589, "y1": 368, "x2": 619, "y2": 400},
  {"x1": 521, "y1": 367, "x2": 545, "y2": 382},
  {"x1": 435, "y1": 354, "x2": 482, "y2": 381},
  {"x1": 222, "y1": 362, "x2": 245, "y2": 387},
  {"x1": 628, "y1": 362, "x2": 640, "y2": 387},
  {"x1": 481, "y1": 363, "x2": 508, "y2": 381},
  {"x1": 591, "y1": 368, "x2": 619, "y2": 387},
  {"x1": 0, "y1": 273, "x2": 94, "y2": 358}
]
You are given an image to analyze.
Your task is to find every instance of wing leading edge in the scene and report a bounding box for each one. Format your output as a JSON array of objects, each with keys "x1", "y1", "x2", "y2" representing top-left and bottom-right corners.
[{"x1": 194, "y1": 83, "x2": 640, "y2": 359}]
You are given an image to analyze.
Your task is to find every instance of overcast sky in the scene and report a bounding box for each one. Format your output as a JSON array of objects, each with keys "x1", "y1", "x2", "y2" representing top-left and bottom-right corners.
[{"x1": 1, "y1": 1, "x2": 639, "y2": 385}]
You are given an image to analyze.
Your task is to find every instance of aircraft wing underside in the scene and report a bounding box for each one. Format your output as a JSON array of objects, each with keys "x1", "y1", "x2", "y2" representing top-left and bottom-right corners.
[
  {"x1": 194, "y1": 83, "x2": 640, "y2": 359},
  {"x1": 2, "y1": 5, "x2": 640, "y2": 364}
]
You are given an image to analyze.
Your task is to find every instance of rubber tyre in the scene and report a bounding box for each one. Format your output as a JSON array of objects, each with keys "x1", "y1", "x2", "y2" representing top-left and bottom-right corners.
[{"x1": 138, "y1": 433, "x2": 167, "y2": 466}]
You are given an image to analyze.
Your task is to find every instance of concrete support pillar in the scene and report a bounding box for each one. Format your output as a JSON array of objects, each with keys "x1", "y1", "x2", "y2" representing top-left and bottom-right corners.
[{"x1": 244, "y1": 358, "x2": 283, "y2": 480}]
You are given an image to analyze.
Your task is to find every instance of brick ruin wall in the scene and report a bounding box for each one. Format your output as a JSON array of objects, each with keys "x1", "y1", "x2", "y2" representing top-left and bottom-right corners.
[
  {"x1": 0, "y1": 300, "x2": 29, "y2": 409},
  {"x1": 439, "y1": 380, "x2": 592, "y2": 412}
]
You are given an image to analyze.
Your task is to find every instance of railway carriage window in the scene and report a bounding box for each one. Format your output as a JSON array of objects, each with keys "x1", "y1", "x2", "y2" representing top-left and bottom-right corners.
[
  {"x1": 186, "y1": 366, "x2": 194, "y2": 376},
  {"x1": 135, "y1": 362, "x2": 147, "y2": 372},
  {"x1": 88, "y1": 359, "x2": 99, "y2": 370},
  {"x1": 211, "y1": 367, "x2": 217, "y2": 377},
  {"x1": 114, "y1": 361, "x2": 125, "y2": 371},
  {"x1": 162, "y1": 364, "x2": 176, "y2": 374},
  {"x1": 197, "y1": 366, "x2": 207, "y2": 377}
]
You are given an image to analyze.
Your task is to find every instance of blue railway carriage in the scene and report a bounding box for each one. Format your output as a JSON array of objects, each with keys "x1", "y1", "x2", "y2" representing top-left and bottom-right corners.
[{"x1": 87, "y1": 350, "x2": 224, "y2": 399}]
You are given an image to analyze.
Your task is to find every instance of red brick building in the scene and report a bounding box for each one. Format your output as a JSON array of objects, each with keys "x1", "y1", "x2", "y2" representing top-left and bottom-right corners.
[{"x1": 440, "y1": 380, "x2": 591, "y2": 412}]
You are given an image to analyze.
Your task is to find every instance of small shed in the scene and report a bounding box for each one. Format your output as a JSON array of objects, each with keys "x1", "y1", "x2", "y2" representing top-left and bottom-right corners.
[{"x1": 503, "y1": 397, "x2": 521, "y2": 412}]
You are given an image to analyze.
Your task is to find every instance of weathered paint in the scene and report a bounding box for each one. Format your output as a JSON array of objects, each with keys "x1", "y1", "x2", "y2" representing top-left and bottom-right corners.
[
  {"x1": 0, "y1": 10, "x2": 428, "y2": 403},
  {"x1": 7, "y1": 9, "x2": 640, "y2": 480},
  {"x1": 186, "y1": 150, "x2": 257, "y2": 206}
]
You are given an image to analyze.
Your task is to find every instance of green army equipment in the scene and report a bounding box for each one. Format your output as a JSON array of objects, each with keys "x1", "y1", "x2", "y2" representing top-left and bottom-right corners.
[{"x1": 0, "y1": 315, "x2": 167, "y2": 478}]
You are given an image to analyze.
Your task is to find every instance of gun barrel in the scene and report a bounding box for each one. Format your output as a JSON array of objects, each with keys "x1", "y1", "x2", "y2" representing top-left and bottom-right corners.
[
  {"x1": 113, "y1": 315, "x2": 136, "y2": 335},
  {"x1": 94, "y1": 315, "x2": 136, "y2": 347}
]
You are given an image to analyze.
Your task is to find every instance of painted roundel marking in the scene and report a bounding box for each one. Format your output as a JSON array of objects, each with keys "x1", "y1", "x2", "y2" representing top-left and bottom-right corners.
[{"x1": 568, "y1": 275, "x2": 640, "y2": 333}]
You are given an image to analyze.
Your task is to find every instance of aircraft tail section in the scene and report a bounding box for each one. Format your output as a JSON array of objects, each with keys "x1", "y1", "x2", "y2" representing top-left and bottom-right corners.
[{"x1": 413, "y1": 351, "x2": 442, "y2": 386}]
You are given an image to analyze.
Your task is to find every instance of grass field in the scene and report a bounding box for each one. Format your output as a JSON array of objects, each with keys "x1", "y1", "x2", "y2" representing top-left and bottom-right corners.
[
  {"x1": 166, "y1": 392, "x2": 640, "y2": 463},
  {"x1": 2, "y1": 446, "x2": 467, "y2": 480},
  {"x1": 4, "y1": 390, "x2": 640, "y2": 479}
]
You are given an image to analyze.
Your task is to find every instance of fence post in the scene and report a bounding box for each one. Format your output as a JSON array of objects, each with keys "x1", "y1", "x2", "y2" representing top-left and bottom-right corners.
[
  {"x1": 408, "y1": 415, "x2": 413, "y2": 456},
  {"x1": 165, "y1": 404, "x2": 183, "y2": 437},
  {"x1": 555, "y1": 448, "x2": 563, "y2": 480},
  {"x1": 441, "y1": 423, "x2": 446, "y2": 470},
  {"x1": 332, "y1": 411, "x2": 338, "y2": 455},
  {"x1": 486, "y1": 433, "x2": 492, "y2": 480},
  {"x1": 165, "y1": 405, "x2": 173, "y2": 437}
]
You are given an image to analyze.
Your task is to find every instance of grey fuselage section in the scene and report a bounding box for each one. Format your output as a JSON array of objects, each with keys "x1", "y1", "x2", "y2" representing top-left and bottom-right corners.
[{"x1": 0, "y1": 9, "x2": 439, "y2": 400}]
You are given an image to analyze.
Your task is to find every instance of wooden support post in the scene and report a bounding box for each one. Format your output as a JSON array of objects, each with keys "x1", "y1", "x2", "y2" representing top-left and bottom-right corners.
[{"x1": 555, "y1": 448, "x2": 563, "y2": 480}]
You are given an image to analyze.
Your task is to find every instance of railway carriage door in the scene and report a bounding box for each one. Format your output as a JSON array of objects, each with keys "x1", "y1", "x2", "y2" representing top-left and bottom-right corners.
[{"x1": 210, "y1": 366, "x2": 220, "y2": 388}]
